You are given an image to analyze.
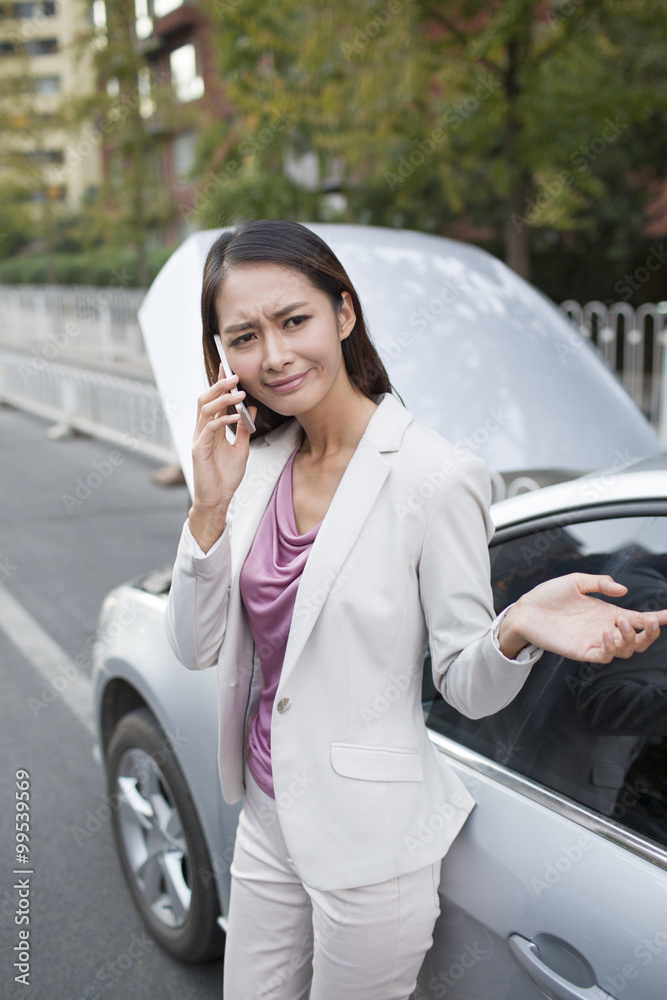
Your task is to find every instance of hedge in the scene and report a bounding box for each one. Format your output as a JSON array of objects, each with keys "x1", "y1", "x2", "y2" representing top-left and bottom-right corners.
[{"x1": 0, "y1": 245, "x2": 175, "y2": 287}]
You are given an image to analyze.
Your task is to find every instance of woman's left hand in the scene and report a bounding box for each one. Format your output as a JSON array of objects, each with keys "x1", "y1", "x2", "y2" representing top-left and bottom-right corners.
[{"x1": 500, "y1": 573, "x2": 667, "y2": 663}]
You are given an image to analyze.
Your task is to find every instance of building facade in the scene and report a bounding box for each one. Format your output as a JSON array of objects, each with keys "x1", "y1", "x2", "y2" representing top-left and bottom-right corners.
[
  {"x1": 0, "y1": 0, "x2": 101, "y2": 210},
  {"x1": 117, "y1": 0, "x2": 230, "y2": 243}
]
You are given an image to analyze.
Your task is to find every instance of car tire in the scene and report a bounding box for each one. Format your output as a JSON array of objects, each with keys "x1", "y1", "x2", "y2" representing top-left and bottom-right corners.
[{"x1": 106, "y1": 707, "x2": 225, "y2": 963}]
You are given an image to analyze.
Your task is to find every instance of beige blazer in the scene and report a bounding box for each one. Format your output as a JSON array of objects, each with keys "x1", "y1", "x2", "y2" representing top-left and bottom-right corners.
[{"x1": 165, "y1": 391, "x2": 543, "y2": 890}]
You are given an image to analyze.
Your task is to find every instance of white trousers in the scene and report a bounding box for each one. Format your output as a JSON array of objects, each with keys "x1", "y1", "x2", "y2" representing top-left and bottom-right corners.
[{"x1": 223, "y1": 764, "x2": 442, "y2": 1000}]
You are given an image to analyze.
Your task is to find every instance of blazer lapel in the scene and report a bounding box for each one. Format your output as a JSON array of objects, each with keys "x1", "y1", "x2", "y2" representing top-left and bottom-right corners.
[
  {"x1": 220, "y1": 420, "x2": 302, "y2": 671},
  {"x1": 227, "y1": 417, "x2": 303, "y2": 583},
  {"x1": 225, "y1": 391, "x2": 414, "y2": 694},
  {"x1": 278, "y1": 392, "x2": 414, "y2": 696}
]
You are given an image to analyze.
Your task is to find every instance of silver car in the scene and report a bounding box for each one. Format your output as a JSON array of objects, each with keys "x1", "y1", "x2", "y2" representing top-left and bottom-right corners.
[{"x1": 92, "y1": 226, "x2": 667, "y2": 997}]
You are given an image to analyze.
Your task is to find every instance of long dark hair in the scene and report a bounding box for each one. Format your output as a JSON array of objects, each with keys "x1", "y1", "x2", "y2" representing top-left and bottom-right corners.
[{"x1": 200, "y1": 219, "x2": 401, "y2": 437}]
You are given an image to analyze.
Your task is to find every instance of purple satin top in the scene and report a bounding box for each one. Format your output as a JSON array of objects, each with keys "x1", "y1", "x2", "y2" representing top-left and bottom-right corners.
[{"x1": 240, "y1": 429, "x2": 323, "y2": 798}]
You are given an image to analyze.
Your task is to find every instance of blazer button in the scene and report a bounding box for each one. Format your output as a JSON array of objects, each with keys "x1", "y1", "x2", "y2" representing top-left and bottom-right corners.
[{"x1": 277, "y1": 698, "x2": 291, "y2": 714}]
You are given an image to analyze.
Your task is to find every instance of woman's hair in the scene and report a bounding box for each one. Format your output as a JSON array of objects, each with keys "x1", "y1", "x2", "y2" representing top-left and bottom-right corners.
[{"x1": 200, "y1": 218, "x2": 400, "y2": 437}]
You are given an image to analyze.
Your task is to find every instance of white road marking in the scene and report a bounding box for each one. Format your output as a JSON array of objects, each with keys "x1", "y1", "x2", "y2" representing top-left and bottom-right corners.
[{"x1": 0, "y1": 584, "x2": 96, "y2": 738}]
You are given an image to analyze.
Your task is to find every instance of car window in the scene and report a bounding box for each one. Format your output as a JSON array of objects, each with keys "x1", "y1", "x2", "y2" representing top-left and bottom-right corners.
[{"x1": 424, "y1": 514, "x2": 667, "y2": 850}]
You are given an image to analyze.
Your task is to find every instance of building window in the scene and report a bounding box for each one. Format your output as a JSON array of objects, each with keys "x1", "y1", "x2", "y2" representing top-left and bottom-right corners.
[
  {"x1": 91, "y1": 0, "x2": 105, "y2": 28},
  {"x1": 25, "y1": 37, "x2": 58, "y2": 54},
  {"x1": 46, "y1": 183, "x2": 65, "y2": 201},
  {"x1": 169, "y1": 43, "x2": 203, "y2": 102},
  {"x1": 172, "y1": 130, "x2": 196, "y2": 184},
  {"x1": 35, "y1": 74, "x2": 59, "y2": 93},
  {"x1": 0, "y1": 36, "x2": 57, "y2": 55},
  {"x1": 134, "y1": 0, "x2": 152, "y2": 39},
  {"x1": 154, "y1": 0, "x2": 182, "y2": 15},
  {"x1": 26, "y1": 149, "x2": 64, "y2": 164},
  {"x1": 13, "y1": 149, "x2": 64, "y2": 166},
  {"x1": 91, "y1": 0, "x2": 106, "y2": 48},
  {"x1": 0, "y1": 2, "x2": 57, "y2": 17},
  {"x1": 138, "y1": 65, "x2": 155, "y2": 118},
  {"x1": 29, "y1": 183, "x2": 66, "y2": 202},
  {"x1": 284, "y1": 149, "x2": 319, "y2": 190}
]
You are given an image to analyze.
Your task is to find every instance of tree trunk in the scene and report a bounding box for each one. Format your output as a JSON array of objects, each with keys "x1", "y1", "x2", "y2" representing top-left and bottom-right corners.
[
  {"x1": 502, "y1": 35, "x2": 531, "y2": 280},
  {"x1": 504, "y1": 170, "x2": 531, "y2": 279},
  {"x1": 136, "y1": 237, "x2": 149, "y2": 289},
  {"x1": 44, "y1": 194, "x2": 57, "y2": 285},
  {"x1": 129, "y1": 100, "x2": 150, "y2": 289}
]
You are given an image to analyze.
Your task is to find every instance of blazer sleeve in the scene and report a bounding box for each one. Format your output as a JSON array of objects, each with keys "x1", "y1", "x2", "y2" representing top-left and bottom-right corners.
[
  {"x1": 418, "y1": 453, "x2": 543, "y2": 719},
  {"x1": 164, "y1": 516, "x2": 233, "y2": 671}
]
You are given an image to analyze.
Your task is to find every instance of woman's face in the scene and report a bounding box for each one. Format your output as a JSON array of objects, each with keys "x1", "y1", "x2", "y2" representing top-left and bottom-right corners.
[{"x1": 214, "y1": 263, "x2": 356, "y2": 418}]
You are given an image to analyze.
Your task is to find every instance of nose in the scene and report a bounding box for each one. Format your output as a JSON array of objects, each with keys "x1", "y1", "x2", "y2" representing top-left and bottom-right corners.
[{"x1": 260, "y1": 327, "x2": 294, "y2": 374}]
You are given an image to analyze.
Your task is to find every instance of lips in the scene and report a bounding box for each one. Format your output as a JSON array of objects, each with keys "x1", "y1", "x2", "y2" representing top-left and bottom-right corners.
[{"x1": 266, "y1": 370, "x2": 311, "y2": 392}]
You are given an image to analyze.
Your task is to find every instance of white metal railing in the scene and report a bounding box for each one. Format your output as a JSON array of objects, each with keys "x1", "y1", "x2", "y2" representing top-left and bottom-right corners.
[
  {"x1": 0, "y1": 284, "x2": 665, "y2": 455},
  {"x1": 0, "y1": 350, "x2": 177, "y2": 463},
  {"x1": 0, "y1": 284, "x2": 149, "y2": 373},
  {"x1": 0, "y1": 284, "x2": 177, "y2": 462},
  {"x1": 560, "y1": 299, "x2": 667, "y2": 444}
]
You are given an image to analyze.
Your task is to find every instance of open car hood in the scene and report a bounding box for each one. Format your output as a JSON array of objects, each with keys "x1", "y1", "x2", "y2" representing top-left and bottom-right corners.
[{"x1": 138, "y1": 224, "x2": 661, "y2": 498}]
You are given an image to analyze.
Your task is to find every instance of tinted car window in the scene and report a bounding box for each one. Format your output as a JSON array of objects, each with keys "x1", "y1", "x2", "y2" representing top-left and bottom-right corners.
[{"x1": 425, "y1": 514, "x2": 667, "y2": 848}]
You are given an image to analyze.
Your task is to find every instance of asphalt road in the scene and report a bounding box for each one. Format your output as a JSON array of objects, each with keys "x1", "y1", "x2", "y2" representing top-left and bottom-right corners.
[{"x1": 0, "y1": 404, "x2": 226, "y2": 999}]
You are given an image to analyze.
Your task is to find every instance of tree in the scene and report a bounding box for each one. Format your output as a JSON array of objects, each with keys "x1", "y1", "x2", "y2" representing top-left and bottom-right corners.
[
  {"x1": 0, "y1": 14, "x2": 71, "y2": 275},
  {"x1": 69, "y1": 0, "x2": 179, "y2": 286},
  {"x1": 196, "y1": 0, "x2": 667, "y2": 285}
]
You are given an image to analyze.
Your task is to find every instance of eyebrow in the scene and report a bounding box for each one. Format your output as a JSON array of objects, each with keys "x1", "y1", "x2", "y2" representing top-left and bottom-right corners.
[{"x1": 222, "y1": 301, "x2": 310, "y2": 336}]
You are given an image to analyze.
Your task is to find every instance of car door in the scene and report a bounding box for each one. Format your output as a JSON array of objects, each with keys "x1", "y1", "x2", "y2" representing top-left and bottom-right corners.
[{"x1": 419, "y1": 503, "x2": 667, "y2": 1000}]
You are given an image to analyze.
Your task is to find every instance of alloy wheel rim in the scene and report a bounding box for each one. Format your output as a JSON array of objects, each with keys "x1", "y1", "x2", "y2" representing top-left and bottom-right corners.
[{"x1": 115, "y1": 747, "x2": 191, "y2": 929}]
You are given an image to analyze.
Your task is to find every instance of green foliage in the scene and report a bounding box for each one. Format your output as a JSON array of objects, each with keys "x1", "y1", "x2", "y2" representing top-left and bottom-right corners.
[
  {"x1": 0, "y1": 244, "x2": 175, "y2": 286},
  {"x1": 64, "y1": 0, "x2": 182, "y2": 284},
  {"x1": 2, "y1": 0, "x2": 666, "y2": 301},
  {"x1": 0, "y1": 26, "x2": 73, "y2": 269},
  {"x1": 0, "y1": 179, "x2": 35, "y2": 259},
  {"x1": 196, "y1": 0, "x2": 667, "y2": 292}
]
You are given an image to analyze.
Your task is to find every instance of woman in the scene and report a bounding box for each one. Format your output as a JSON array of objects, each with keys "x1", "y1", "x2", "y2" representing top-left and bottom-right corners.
[{"x1": 165, "y1": 219, "x2": 665, "y2": 1000}]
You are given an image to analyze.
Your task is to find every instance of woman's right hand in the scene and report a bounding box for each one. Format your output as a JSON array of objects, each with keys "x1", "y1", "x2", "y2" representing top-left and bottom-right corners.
[{"x1": 189, "y1": 366, "x2": 257, "y2": 551}]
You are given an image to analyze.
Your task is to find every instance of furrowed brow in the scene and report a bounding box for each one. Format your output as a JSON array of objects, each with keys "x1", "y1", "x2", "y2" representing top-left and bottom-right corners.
[{"x1": 222, "y1": 301, "x2": 309, "y2": 336}]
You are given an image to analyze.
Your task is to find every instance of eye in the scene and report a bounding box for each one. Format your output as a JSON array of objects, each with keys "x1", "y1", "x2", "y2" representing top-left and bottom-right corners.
[
  {"x1": 230, "y1": 332, "x2": 255, "y2": 347},
  {"x1": 285, "y1": 315, "x2": 309, "y2": 328}
]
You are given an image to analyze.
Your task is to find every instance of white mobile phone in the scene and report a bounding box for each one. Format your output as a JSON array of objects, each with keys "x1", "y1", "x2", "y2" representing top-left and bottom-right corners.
[{"x1": 214, "y1": 334, "x2": 256, "y2": 434}]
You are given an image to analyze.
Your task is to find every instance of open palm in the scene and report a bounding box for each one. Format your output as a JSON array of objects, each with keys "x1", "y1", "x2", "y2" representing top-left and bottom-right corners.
[{"x1": 512, "y1": 573, "x2": 667, "y2": 663}]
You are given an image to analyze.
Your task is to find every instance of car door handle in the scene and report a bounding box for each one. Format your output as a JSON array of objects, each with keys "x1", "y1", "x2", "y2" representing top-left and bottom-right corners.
[{"x1": 508, "y1": 933, "x2": 618, "y2": 1000}]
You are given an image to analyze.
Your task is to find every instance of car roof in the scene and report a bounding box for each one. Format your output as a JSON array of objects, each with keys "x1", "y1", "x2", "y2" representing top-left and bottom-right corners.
[{"x1": 492, "y1": 457, "x2": 667, "y2": 529}]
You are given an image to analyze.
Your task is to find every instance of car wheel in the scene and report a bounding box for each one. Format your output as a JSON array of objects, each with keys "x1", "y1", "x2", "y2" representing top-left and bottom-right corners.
[{"x1": 106, "y1": 708, "x2": 225, "y2": 963}]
